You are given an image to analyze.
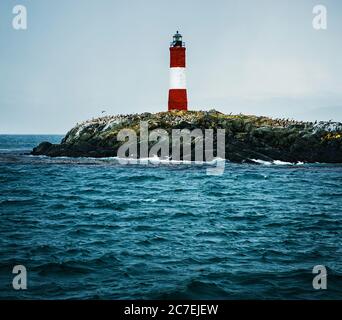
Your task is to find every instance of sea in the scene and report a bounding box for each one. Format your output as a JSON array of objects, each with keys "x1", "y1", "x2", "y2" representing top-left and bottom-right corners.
[{"x1": 0, "y1": 134, "x2": 341, "y2": 299}]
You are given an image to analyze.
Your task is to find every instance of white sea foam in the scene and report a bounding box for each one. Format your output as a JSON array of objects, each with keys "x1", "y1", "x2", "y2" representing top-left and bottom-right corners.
[
  {"x1": 112, "y1": 155, "x2": 226, "y2": 166},
  {"x1": 250, "y1": 159, "x2": 305, "y2": 166},
  {"x1": 250, "y1": 159, "x2": 273, "y2": 165},
  {"x1": 273, "y1": 160, "x2": 293, "y2": 165}
]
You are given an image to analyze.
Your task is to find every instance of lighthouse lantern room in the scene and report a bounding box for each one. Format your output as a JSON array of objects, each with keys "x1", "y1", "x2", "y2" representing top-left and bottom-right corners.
[{"x1": 168, "y1": 31, "x2": 188, "y2": 111}]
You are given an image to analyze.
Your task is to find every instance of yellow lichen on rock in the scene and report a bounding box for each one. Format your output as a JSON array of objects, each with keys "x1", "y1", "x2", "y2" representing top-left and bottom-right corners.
[{"x1": 322, "y1": 132, "x2": 342, "y2": 141}]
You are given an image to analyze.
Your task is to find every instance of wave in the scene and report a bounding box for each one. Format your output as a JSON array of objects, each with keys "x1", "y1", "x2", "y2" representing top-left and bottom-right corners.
[
  {"x1": 25, "y1": 154, "x2": 226, "y2": 167},
  {"x1": 34, "y1": 262, "x2": 94, "y2": 276},
  {"x1": 0, "y1": 148, "x2": 31, "y2": 152},
  {"x1": 0, "y1": 198, "x2": 37, "y2": 206},
  {"x1": 250, "y1": 159, "x2": 305, "y2": 166},
  {"x1": 152, "y1": 279, "x2": 230, "y2": 299},
  {"x1": 9, "y1": 153, "x2": 342, "y2": 168},
  {"x1": 112, "y1": 155, "x2": 226, "y2": 166}
]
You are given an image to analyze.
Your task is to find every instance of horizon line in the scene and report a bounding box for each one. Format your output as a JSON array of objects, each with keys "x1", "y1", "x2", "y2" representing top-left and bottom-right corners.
[{"x1": 0, "y1": 133, "x2": 65, "y2": 135}]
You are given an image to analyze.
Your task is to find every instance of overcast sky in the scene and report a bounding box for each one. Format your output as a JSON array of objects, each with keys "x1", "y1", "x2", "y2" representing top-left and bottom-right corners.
[{"x1": 1, "y1": 0, "x2": 342, "y2": 133}]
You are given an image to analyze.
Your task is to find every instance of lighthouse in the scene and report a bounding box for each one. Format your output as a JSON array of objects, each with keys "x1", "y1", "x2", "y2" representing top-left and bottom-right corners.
[{"x1": 168, "y1": 31, "x2": 188, "y2": 111}]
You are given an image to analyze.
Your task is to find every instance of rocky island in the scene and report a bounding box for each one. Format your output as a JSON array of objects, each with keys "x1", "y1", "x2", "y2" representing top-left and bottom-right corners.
[{"x1": 32, "y1": 110, "x2": 342, "y2": 163}]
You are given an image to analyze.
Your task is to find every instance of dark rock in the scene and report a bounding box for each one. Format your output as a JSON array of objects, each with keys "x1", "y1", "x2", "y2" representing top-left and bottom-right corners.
[
  {"x1": 31, "y1": 142, "x2": 53, "y2": 155},
  {"x1": 31, "y1": 110, "x2": 342, "y2": 163}
]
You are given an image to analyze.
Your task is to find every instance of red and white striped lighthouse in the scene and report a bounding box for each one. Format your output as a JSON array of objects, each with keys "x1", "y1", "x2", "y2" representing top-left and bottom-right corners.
[{"x1": 168, "y1": 31, "x2": 188, "y2": 111}]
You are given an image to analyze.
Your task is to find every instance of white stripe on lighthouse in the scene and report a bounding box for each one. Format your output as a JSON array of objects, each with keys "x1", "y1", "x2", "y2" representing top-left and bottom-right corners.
[{"x1": 169, "y1": 67, "x2": 186, "y2": 89}]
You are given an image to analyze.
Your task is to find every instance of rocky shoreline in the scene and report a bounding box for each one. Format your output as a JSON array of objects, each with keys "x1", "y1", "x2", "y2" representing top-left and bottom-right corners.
[{"x1": 31, "y1": 110, "x2": 342, "y2": 163}]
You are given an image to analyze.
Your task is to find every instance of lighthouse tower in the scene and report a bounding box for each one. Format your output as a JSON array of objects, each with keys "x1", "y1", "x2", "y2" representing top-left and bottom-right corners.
[{"x1": 168, "y1": 31, "x2": 188, "y2": 111}]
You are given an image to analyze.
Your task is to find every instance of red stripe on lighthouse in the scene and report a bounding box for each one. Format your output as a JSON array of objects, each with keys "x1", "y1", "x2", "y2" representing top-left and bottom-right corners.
[
  {"x1": 168, "y1": 89, "x2": 188, "y2": 111},
  {"x1": 170, "y1": 47, "x2": 186, "y2": 67}
]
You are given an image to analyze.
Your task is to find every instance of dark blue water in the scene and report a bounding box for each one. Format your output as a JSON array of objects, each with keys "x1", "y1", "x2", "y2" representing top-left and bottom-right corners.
[{"x1": 0, "y1": 135, "x2": 341, "y2": 299}]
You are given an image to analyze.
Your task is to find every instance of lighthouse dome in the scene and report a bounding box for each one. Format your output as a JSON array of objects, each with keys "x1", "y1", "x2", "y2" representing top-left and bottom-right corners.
[{"x1": 171, "y1": 31, "x2": 184, "y2": 48}]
